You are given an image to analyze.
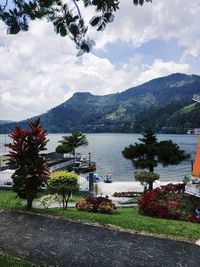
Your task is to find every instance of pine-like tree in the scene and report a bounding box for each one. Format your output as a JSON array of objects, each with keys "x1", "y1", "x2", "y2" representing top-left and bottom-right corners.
[{"x1": 122, "y1": 128, "x2": 189, "y2": 190}]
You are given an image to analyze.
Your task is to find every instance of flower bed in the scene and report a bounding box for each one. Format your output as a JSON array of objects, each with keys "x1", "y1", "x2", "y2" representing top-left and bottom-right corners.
[
  {"x1": 76, "y1": 196, "x2": 116, "y2": 214},
  {"x1": 138, "y1": 183, "x2": 200, "y2": 223},
  {"x1": 113, "y1": 191, "x2": 142, "y2": 198}
]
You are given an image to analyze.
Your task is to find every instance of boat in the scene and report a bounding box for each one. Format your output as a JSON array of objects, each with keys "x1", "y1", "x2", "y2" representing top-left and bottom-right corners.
[
  {"x1": 72, "y1": 154, "x2": 96, "y2": 173},
  {"x1": 104, "y1": 173, "x2": 112, "y2": 183},
  {"x1": 72, "y1": 161, "x2": 96, "y2": 173}
]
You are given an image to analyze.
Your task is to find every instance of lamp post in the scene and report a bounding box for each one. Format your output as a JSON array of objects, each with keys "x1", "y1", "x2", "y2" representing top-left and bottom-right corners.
[
  {"x1": 88, "y1": 152, "x2": 93, "y2": 193},
  {"x1": 88, "y1": 152, "x2": 91, "y2": 170}
]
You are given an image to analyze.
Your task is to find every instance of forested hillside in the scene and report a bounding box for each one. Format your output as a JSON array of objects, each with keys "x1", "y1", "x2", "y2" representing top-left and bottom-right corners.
[{"x1": 1, "y1": 73, "x2": 200, "y2": 134}]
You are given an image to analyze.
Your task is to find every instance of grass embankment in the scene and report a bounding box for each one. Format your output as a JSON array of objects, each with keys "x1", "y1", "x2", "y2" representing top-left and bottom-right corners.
[
  {"x1": 0, "y1": 190, "x2": 199, "y2": 242},
  {"x1": 0, "y1": 251, "x2": 37, "y2": 267}
]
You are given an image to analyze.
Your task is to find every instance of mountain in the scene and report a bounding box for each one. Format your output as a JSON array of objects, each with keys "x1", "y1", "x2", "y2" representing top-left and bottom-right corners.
[
  {"x1": 1, "y1": 73, "x2": 200, "y2": 134},
  {"x1": 0, "y1": 120, "x2": 13, "y2": 125}
]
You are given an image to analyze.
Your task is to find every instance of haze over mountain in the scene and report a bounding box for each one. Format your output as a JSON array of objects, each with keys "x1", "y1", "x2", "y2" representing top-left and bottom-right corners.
[
  {"x1": 0, "y1": 120, "x2": 14, "y2": 125},
  {"x1": 1, "y1": 73, "x2": 200, "y2": 134}
]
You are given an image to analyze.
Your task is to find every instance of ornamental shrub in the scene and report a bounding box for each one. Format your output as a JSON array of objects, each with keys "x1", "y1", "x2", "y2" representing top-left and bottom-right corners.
[
  {"x1": 135, "y1": 171, "x2": 160, "y2": 192},
  {"x1": 138, "y1": 183, "x2": 200, "y2": 223},
  {"x1": 76, "y1": 196, "x2": 116, "y2": 214},
  {"x1": 38, "y1": 194, "x2": 60, "y2": 209},
  {"x1": 5, "y1": 118, "x2": 50, "y2": 210},
  {"x1": 47, "y1": 171, "x2": 79, "y2": 209}
]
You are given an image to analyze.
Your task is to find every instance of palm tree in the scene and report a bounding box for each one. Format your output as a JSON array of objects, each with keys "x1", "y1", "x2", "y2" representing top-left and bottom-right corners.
[{"x1": 56, "y1": 131, "x2": 88, "y2": 158}]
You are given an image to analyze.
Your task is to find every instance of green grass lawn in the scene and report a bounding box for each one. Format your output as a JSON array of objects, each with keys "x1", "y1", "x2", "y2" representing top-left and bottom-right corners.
[
  {"x1": 0, "y1": 190, "x2": 22, "y2": 209},
  {"x1": 0, "y1": 251, "x2": 37, "y2": 267},
  {"x1": 0, "y1": 190, "x2": 199, "y2": 242}
]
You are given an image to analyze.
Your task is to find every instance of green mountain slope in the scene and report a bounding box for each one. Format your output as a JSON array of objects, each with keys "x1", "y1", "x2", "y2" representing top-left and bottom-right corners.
[{"x1": 1, "y1": 73, "x2": 200, "y2": 134}]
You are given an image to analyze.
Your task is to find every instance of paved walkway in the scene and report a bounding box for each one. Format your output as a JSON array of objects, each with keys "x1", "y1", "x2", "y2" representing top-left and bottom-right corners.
[
  {"x1": 0, "y1": 210, "x2": 200, "y2": 267},
  {"x1": 97, "y1": 181, "x2": 180, "y2": 196},
  {"x1": 30, "y1": 196, "x2": 137, "y2": 209}
]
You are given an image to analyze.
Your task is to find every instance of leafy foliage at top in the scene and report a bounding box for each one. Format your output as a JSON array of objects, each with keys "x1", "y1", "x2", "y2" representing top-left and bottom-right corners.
[{"x1": 0, "y1": 0, "x2": 152, "y2": 55}]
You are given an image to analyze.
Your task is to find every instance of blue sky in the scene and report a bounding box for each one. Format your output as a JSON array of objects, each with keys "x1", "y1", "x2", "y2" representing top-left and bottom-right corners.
[
  {"x1": 0, "y1": 0, "x2": 200, "y2": 120},
  {"x1": 94, "y1": 38, "x2": 184, "y2": 66}
]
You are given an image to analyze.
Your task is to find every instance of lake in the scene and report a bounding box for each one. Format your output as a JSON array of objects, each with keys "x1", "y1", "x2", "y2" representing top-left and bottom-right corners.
[{"x1": 0, "y1": 133, "x2": 198, "y2": 182}]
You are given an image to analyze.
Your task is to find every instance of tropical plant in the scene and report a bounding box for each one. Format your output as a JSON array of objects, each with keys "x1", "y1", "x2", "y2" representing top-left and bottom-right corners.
[
  {"x1": 56, "y1": 131, "x2": 88, "y2": 158},
  {"x1": 135, "y1": 171, "x2": 159, "y2": 192},
  {"x1": 122, "y1": 128, "x2": 189, "y2": 190},
  {"x1": 5, "y1": 118, "x2": 50, "y2": 210},
  {"x1": 0, "y1": 1, "x2": 152, "y2": 55},
  {"x1": 47, "y1": 170, "x2": 79, "y2": 209}
]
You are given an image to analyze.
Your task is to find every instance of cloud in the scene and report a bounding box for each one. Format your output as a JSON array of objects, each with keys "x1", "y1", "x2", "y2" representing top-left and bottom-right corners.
[
  {"x1": 90, "y1": 0, "x2": 200, "y2": 58},
  {"x1": 0, "y1": 0, "x2": 197, "y2": 121},
  {"x1": 137, "y1": 59, "x2": 190, "y2": 84}
]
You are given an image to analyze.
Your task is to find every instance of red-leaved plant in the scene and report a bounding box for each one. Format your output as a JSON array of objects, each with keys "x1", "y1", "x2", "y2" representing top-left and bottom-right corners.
[
  {"x1": 138, "y1": 183, "x2": 200, "y2": 223},
  {"x1": 6, "y1": 118, "x2": 50, "y2": 210}
]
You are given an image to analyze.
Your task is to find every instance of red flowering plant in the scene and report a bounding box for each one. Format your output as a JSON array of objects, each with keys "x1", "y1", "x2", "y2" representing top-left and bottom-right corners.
[
  {"x1": 138, "y1": 183, "x2": 200, "y2": 223},
  {"x1": 5, "y1": 118, "x2": 50, "y2": 210}
]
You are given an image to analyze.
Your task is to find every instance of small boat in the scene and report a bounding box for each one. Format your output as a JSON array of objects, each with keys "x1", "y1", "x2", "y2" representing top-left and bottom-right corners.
[
  {"x1": 72, "y1": 161, "x2": 96, "y2": 173},
  {"x1": 104, "y1": 173, "x2": 112, "y2": 183}
]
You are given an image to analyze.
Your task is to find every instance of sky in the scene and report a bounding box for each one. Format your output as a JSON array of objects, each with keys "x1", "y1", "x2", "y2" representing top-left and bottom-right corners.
[{"x1": 0, "y1": 0, "x2": 200, "y2": 121}]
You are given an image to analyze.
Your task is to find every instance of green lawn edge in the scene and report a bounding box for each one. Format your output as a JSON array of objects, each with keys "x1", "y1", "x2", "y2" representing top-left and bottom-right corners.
[
  {"x1": 0, "y1": 190, "x2": 199, "y2": 242},
  {"x1": 0, "y1": 251, "x2": 38, "y2": 267}
]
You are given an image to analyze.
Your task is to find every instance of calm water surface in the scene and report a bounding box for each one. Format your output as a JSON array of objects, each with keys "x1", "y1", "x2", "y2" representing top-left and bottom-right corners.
[{"x1": 0, "y1": 133, "x2": 198, "y2": 182}]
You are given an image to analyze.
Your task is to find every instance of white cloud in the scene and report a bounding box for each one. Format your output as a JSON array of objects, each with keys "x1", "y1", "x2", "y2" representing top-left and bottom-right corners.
[
  {"x1": 137, "y1": 59, "x2": 190, "y2": 84},
  {"x1": 0, "y1": 0, "x2": 198, "y2": 121},
  {"x1": 90, "y1": 0, "x2": 200, "y2": 58}
]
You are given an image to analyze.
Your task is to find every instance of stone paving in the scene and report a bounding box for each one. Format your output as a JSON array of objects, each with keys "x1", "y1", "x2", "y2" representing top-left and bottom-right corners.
[{"x1": 0, "y1": 209, "x2": 200, "y2": 267}]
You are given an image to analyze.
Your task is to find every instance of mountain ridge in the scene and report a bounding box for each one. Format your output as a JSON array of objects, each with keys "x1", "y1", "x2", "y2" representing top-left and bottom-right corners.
[{"x1": 1, "y1": 73, "x2": 200, "y2": 134}]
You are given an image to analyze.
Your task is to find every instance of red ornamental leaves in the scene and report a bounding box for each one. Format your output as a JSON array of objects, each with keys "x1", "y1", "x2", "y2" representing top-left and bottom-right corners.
[
  {"x1": 5, "y1": 118, "x2": 50, "y2": 203},
  {"x1": 138, "y1": 183, "x2": 200, "y2": 223}
]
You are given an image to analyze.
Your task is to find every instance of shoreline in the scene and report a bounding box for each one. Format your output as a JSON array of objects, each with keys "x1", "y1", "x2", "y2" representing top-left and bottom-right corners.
[{"x1": 97, "y1": 181, "x2": 181, "y2": 196}]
